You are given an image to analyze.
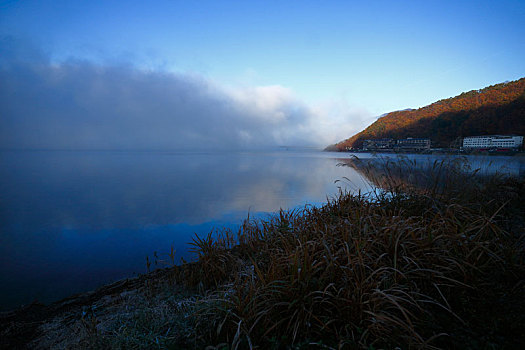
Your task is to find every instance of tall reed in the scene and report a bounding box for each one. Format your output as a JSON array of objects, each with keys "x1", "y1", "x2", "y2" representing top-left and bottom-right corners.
[{"x1": 183, "y1": 157, "x2": 524, "y2": 349}]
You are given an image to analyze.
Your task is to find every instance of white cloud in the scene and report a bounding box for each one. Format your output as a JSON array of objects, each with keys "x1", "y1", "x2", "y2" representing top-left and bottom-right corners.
[{"x1": 0, "y1": 38, "x2": 371, "y2": 150}]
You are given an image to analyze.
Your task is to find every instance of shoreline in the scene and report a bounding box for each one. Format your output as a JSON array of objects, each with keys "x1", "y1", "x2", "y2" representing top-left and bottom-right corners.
[
  {"x1": 329, "y1": 149, "x2": 525, "y2": 156},
  {"x1": 2, "y1": 163, "x2": 524, "y2": 349},
  {"x1": 0, "y1": 266, "x2": 187, "y2": 348}
]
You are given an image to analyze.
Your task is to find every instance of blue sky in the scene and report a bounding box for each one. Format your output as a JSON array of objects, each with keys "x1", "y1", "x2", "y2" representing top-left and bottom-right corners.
[{"x1": 1, "y1": 0, "x2": 524, "y2": 148}]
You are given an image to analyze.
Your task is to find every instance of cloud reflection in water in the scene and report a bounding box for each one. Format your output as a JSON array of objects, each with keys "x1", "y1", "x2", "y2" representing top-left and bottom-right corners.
[{"x1": 0, "y1": 150, "x2": 367, "y2": 309}]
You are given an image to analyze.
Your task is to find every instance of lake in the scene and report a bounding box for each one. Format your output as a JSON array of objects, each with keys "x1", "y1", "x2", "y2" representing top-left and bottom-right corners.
[{"x1": 0, "y1": 150, "x2": 523, "y2": 310}]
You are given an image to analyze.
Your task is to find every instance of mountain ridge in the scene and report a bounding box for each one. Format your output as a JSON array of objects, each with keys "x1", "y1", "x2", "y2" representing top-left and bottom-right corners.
[{"x1": 329, "y1": 78, "x2": 525, "y2": 150}]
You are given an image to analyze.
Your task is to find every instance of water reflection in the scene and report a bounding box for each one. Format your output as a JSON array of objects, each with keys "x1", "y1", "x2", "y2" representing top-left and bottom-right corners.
[
  {"x1": 2, "y1": 150, "x2": 522, "y2": 309},
  {"x1": 337, "y1": 153, "x2": 525, "y2": 195},
  {"x1": 0, "y1": 150, "x2": 367, "y2": 309},
  {"x1": 343, "y1": 153, "x2": 524, "y2": 177}
]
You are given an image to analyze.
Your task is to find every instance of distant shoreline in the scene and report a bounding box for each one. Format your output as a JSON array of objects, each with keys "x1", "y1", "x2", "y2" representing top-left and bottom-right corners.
[{"x1": 327, "y1": 148, "x2": 525, "y2": 156}]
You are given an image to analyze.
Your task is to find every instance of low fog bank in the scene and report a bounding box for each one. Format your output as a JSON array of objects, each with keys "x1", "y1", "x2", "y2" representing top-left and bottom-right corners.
[{"x1": 0, "y1": 38, "x2": 367, "y2": 150}]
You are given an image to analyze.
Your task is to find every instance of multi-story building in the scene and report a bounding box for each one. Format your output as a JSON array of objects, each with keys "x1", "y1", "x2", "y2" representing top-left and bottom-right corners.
[
  {"x1": 396, "y1": 138, "x2": 431, "y2": 151},
  {"x1": 462, "y1": 135, "x2": 523, "y2": 149}
]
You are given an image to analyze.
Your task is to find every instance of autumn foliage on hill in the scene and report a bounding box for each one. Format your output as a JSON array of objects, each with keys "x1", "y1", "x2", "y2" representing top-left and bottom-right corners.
[{"x1": 331, "y1": 77, "x2": 525, "y2": 150}]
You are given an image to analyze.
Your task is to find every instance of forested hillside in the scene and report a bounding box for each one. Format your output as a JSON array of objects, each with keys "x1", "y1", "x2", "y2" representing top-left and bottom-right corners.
[{"x1": 330, "y1": 78, "x2": 525, "y2": 150}]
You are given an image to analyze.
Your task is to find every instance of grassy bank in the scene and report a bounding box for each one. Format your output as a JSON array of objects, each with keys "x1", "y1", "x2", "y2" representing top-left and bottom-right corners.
[{"x1": 2, "y1": 159, "x2": 524, "y2": 349}]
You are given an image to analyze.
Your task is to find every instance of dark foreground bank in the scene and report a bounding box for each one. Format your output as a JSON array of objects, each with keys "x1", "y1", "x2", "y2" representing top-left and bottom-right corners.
[{"x1": 2, "y1": 160, "x2": 524, "y2": 349}]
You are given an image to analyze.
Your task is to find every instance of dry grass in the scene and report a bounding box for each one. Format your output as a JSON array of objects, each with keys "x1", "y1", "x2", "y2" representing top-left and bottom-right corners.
[
  {"x1": 23, "y1": 157, "x2": 524, "y2": 349},
  {"x1": 24, "y1": 278, "x2": 200, "y2": 349},
  {"x1": 184, "y1": 157, "x2": 525, "y2": 349}
]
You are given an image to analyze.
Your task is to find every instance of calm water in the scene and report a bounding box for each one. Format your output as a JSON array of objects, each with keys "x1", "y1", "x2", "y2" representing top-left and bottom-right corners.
[
  {"x1": 0, "y1": 149, "x2": 368, "y2": 309},
  {"x1": 1, "y1": 150, "x2": 523, "y2": 310}
]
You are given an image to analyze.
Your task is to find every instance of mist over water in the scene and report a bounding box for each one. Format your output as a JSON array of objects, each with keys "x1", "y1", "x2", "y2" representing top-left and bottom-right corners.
[
  {"x1": 0, "y1": 37, "x2": 365, "y2": 151},
  {"x1": 0, "y1": 149, "x2": 367, "y2": 309},
  {"x1": 1, "y1": 150, "x2": 523, "y2": 310}
]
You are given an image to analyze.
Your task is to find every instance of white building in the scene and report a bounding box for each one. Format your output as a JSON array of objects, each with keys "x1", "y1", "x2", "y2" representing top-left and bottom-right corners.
[{"x1": 462, "y1": 135, "x2": 523, "y2": 149}]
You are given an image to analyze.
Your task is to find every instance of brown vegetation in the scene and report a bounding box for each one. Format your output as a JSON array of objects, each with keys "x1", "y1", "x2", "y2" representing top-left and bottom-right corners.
[
  {"x1": 2, "y1": 158, "x2": 524, "y2": 349},
  {"x1": 332, "y1": 78, "x2": 525, "y2": 150},
  {"x1": 184, "y1": 159, "x2": 524, "y2": 349}
]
